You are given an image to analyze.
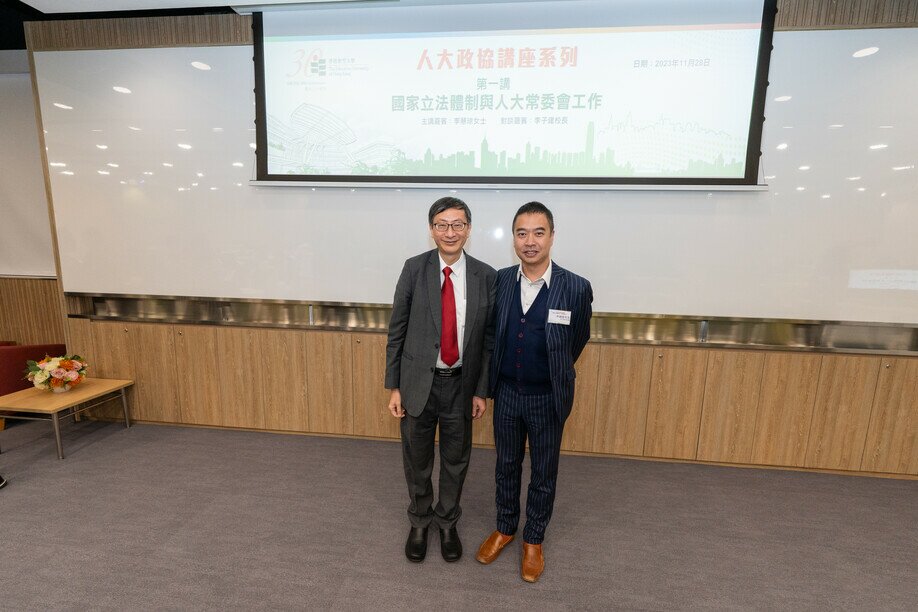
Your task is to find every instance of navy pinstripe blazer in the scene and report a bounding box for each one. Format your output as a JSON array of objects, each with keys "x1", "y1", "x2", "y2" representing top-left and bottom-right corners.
[{"x1": 489, "y1": 262, "x2": 593, "y2": 423}]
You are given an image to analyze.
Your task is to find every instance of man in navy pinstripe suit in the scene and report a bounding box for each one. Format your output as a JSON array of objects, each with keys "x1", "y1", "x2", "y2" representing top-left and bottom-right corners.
[{"x1": 475, "y1": 201, "x2": 592, "y2": 583}]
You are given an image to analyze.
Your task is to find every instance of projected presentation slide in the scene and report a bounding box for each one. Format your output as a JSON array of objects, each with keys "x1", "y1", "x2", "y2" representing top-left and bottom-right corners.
[{"x1": 259, "y1": 1, "x2": 773, "y2": 183}]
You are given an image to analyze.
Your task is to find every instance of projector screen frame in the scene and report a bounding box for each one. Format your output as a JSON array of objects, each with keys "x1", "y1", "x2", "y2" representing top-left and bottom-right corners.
[{"x1": 253, "y1": 1, "x2": 778, "y2": 188}]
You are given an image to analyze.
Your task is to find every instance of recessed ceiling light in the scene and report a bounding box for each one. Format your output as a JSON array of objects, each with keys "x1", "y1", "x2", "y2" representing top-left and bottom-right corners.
[
  {"x1": 764, "y1": 175, "x2": 775, "y2": 180},
  {"x1": 175, "y1": 128, "x2": 187, "y2": 132},
  {"x1": 846, "y1": 176, "x2": 861, "y2": 181},
  {"x1": 191, "y1": 182, "x2": 199, "y2": 187},
  {"x1": 869, "y1": 144, "x2": 888, "y2": 150},
  {"x1": 97, "y1": 170, "x2": 110, "y2": 175},
  {"x1": 144, "y1": 171, "x2": 154, "y2": 175},
  {"x1": 782, "y1": 126, "x2": 794, "y2": 129},
  {"x1": 191, "y1": 61, "x2": 212, "y2": 71},
  {"x1": 162, "y1": 162, "x2": 173, "y2": 167},
  {"x1": 774, "y1": 95, "x2": 792, "y2": 102},
  {"x1": 49, "y1": 162, "x2": 66, "y2": 167},
  {"x1": 96, "y1": 144, "x2": 108, "y2": 150},
  {"x1": 798, "y1": 165, "x2": 811, "y2": 171},
  {"x1": 829, "y1": 124, "x2": 844, "y2": 129},
  {"x1": 796, "y1": 187, "x2": 805, "y2": 191},
  {"x1": 209, "y1": 187, "x2": 218, "y2": 191},
  {"x1": 232, "y1": 162, "x2": 244, "y2": 167},
  {"x1": 852, "y1": 47, "x2": 879, "y2": 58},
  {"x1": 821, "y1": 194, "x2": 831, "y2": 199},
  {"x1": 197, "y1": 172, "x2": 204, "y2": 177},
  {"x1": 878, "y1": 125, "x2": 893, "y2": 129},
  {"x1": 776, "y1": 143, "x2": 788, "y2": 150},
  {"x1": 892, "y1": 165, "x2": 914, "y2": 171},
  {"x1": 61, "y1": 170, "x2": 74, "y2": 175},
  {"x1": 881, "y1": 192, "x2": 887, "y2": 197},
  {"x1": 128, "y1": 126, "x2": 141, "y2": 131},
  {"x1": 212, "y1": 127, "x2": 223, "y2": 132},
  {"x1": 53, "y1": 102, "x2": 73, "y2": 110},
  {"x1": 235, "y1": 182, "x2": 243, "y2": 187},
  {"x1": 178, "y1": 143, "x2": 192, "y2": 150},
  {"x1": 112, "y1": 86, "x2": 132, "y2": 94},
  {"x1": 857, "y1": 187, "x2": 866, "y2": 192},
  {"x1": 107, "y1": 163, "x2": 119, "y2": 168},
  {"x1": 120, "y1": 180, "x2": 126, "y2": 184},
  {"x1": 178, "y1": 187, "x2": 186, "y2": 192}
]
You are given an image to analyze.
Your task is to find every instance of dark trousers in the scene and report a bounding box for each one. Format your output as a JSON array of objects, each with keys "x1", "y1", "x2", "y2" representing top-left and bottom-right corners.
[
  {"x1": 493, "y1": 382, "x2": 563, "y2": 544},
  {"x1": 400, "y1": 375, "x2": 472, "y2": 529}
]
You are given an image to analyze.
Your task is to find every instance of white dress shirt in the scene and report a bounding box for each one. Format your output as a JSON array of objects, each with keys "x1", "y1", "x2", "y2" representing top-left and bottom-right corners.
[
  {"x1": 437, "y1": 252, "x2": 467, "y2": 368},
  {"x1": 517, "y1": 261, "x2": 552, "y2": 315}
]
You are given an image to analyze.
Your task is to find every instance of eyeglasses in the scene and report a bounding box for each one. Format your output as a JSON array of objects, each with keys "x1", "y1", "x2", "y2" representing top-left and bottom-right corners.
[{"x1": 432, "y1": 221, "x2": 468, "y2": 232}]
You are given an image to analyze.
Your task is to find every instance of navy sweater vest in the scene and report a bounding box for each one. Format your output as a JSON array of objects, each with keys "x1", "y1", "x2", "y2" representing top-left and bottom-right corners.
[{"x1": 499, "y1": 279, "x2": 552, "y2": 394}]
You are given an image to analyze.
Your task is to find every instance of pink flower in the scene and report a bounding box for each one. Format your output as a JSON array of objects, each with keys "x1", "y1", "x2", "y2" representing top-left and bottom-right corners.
[
  {"x1": 66, "y1": 370, "x2": 80, "y2": 381},
  {"x1": 70, "y1": 361, "x2": 82, "y2": 370},
  {"x1": 52, "y1": 368, "x2": 67, "y2": 378}
]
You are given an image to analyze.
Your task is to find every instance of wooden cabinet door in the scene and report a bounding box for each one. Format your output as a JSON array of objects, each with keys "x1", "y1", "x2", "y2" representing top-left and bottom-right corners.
[
  {"x1": 214, "y1": 327, "x2": 267, "y2": 429},
  {"x1": 697, "y1": 350, "x2": 765, "y2": 464},
  {"x1": 261, "y1": 328, "x2": 309, "y2": 433},
  {"x1": 804, "y1": 355, "x2": 881, "y2": 470},
  {"x1": 592, "y1": 345, "x2": 654, "y2": 456},
  {"x1": 305, "y1": 330, "x2": 354, "y2": 435},
  {"x1": 862, "y1": 357, "x2": 918, "y2": 475},
  {"x1": 751, "y1": 353, "x2": 822, "y2": 467},
  {"x1": 125, "y1": 322, "x2": 180, "y2": 423},
  {"x1": 561, "y1": 344, "x2": 600, "y2": 452},
  {"x1": 174, "y1": 325, "x2": 221, "y2": 426},
  {"x1": 89, "y1": 320, "x2": 136, "y2": 420},
  {"x1": 644, "y1": 348, "x2": 708, "y2": 460},
  {"x1": 351, "y1": 332, "x2": 399, "y2": 439}
]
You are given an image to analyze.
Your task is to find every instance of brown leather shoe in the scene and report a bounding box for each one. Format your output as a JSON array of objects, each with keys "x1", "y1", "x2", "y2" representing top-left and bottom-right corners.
[
  {"x1": 521, "y1": 542, "x2": 544, "y2": 583},
  {"x1": 475, "y1": 530, "x2": 514, "y2": 564}
]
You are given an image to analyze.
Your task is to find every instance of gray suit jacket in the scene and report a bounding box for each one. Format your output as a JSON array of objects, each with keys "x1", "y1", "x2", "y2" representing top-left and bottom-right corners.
[{"x1": 385, "y1": 249, "x2": 497, "y2": 417}]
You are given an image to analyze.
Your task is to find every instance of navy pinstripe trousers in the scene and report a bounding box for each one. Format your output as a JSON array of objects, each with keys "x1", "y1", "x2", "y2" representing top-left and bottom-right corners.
[{"x1": 493, "y1": 381, "x2": 563, "y2": 544}]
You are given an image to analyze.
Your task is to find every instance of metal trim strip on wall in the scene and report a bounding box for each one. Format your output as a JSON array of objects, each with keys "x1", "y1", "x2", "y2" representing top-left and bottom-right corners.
[{"x1": 65, "y1": 293, "x2": 918, "y2": 356}]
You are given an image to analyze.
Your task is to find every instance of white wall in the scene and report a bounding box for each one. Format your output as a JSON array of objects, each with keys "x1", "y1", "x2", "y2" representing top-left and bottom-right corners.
[
  {"x1": 0, "y1": 55, "x2": 56, "y2": 278},
  {"x1": 31, "y1": 29, "x2": 918, "y2": 323}
]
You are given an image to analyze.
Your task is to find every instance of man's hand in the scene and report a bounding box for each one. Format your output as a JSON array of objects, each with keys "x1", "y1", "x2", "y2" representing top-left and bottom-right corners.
[
  {"x1": 388, "y1": 389, "x2": 405, "y2": 418},
  {"x1": 471, "y1": 395, "x2": 488, "y2": 420}
]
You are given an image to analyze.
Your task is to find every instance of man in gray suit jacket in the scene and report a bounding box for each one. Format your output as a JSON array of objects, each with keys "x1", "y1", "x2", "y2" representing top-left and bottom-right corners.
[{"x1": 385, "y1": 197, "x2": 496, "y2": 563}]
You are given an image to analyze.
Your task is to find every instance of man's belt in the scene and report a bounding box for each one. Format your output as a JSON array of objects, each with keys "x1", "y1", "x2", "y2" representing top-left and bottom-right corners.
[{"x1": 434, "y1": 366, "x2": 462, "y2": 378}]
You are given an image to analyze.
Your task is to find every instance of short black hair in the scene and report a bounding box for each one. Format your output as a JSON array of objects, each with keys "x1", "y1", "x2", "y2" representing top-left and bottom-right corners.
[
  {"x1": 428, "y1": 196, "x2": 471, "y2": 225},
  {"x1": 513, "y1": 201, "x2": 554, "y2": 232}
]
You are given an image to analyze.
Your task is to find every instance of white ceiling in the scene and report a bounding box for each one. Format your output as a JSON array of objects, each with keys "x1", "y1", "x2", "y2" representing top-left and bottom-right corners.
[{"x1": 20, "y1": 0, "x2": 355, "y2": 14}]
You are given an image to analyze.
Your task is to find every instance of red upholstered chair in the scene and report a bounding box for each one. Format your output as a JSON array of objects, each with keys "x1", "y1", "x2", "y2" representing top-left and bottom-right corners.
[{"x1": 0, "y1": 343, "x2": 67, "y2": 430}]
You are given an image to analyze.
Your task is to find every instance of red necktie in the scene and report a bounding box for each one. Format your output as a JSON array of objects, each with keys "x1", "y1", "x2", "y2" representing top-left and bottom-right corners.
[{"x1": 441, "y1": 267, "x2": 459, "y2": 367}]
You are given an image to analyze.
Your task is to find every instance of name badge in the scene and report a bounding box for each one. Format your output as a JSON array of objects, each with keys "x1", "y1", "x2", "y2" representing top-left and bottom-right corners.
[{"x1": 547, "y1": 309, "x2": 571, "y2": 325}]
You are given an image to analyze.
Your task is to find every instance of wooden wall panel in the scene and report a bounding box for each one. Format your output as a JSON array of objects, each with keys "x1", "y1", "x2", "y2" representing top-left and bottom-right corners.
[
  {"x1": 261, "y1": 328, "x2": 309, "y2": 433},
  {"x1": 25, "y1": 14, "x2": 252, "y2": 51},
  {"x1": 775, "y1": 0, "x2": 918, "y2": 30},
  {"x1": 214, "y1": 327, "x2": 266, "y2": 429},
  {"x1": 751, "y1": 353, "x2": 822, "y2": 467},
  {"x1": 125, "y1": 322, "x2": 180, "y2": 423},
  {"x1": 0, "y1": 278, "x2": 65, "y2": 346},
  {"x1": 305, "y1": 331, "x2": 354, "y2": 435},
  {"x1": 65, "y1": 317, "x2": 94, "y2": 360},
  {"x1": 862, "y1": 357, "x2": 918, "y2": 474},
  {"x1": 644, "y1": 348, "x2": 709, "y2": 460},
  {"x1": 592, "y1": 345, "x2": 654, "y2": 456},
  {"x1": 804, "y1": 355, "x2": 881, "y2": 470},
  {"x1": 174, "y1": 325, "x2": 221, "y2": 426},
  {"x1": 561, "y1": 345, "x2": 601, "y2": 452},
  {"x1": 351, "y1": 333, "x2": 399, "y2": 439},
  {"x1": 697, "y1": 351, "x2": 765, "y2": 464}
]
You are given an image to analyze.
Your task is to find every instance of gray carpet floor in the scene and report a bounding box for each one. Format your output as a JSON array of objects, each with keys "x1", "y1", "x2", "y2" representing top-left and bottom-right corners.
[{"x1": 0, "y1": 419, "x2": 915, "y2": 611}]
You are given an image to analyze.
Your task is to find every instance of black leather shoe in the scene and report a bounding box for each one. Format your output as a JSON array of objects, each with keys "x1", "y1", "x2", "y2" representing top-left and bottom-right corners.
[
  {"x1": 440, "y1": 526, "x2": 462, "y2": 562},
  {"x1": 0, "y1": 474, "x2": 6, "y2": 490},
  {"x1": 405, "y1": 526, "x2": 428, "y2": 562}
]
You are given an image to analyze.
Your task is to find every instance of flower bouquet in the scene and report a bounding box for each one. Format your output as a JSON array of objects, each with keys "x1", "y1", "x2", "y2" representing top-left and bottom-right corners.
[{"x1": 25, "y1": 355, "x2": 88, "y2": 393}]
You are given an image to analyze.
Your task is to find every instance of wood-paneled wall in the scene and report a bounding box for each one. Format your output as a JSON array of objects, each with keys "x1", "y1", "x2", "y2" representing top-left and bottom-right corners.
[
  {"x1": 21, "y1": 1, "x2": 918, "y2": 54},
  {"x1": 0, "y1": 277, "x2": 65, "y2": 346},
  {"x1": 75, "y1": 318, "x2": 918, "y2": 478}
]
